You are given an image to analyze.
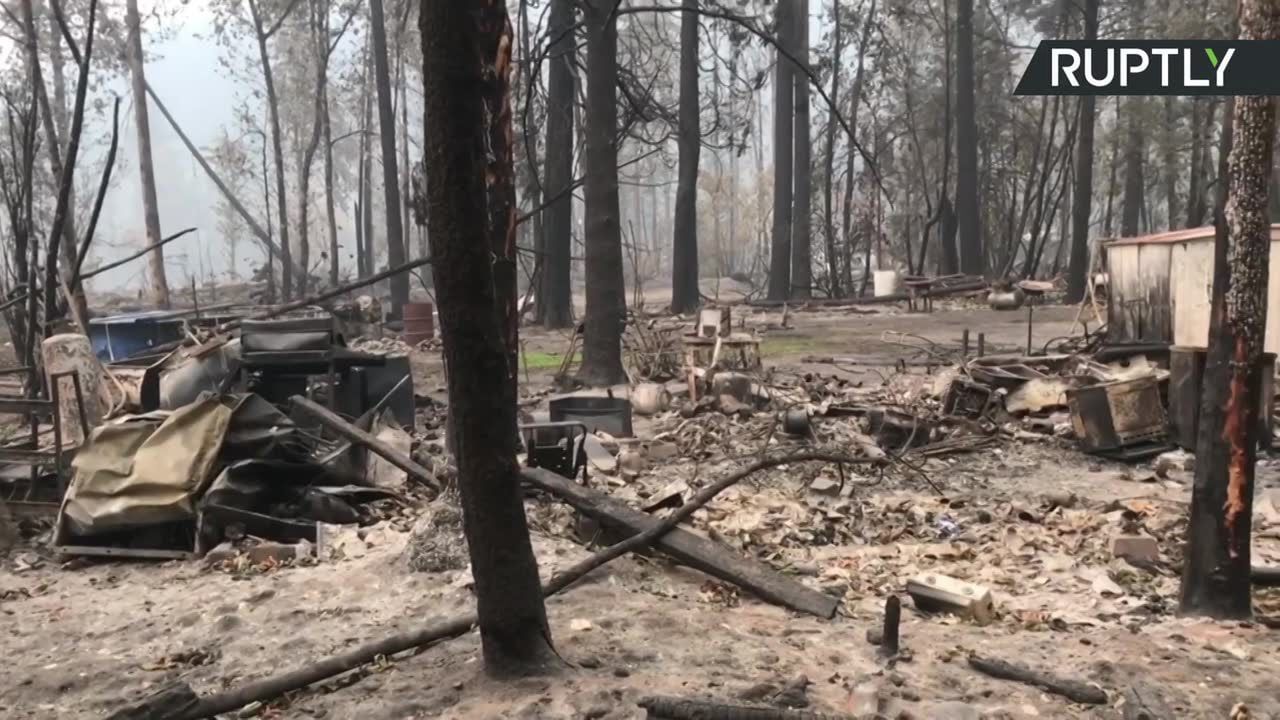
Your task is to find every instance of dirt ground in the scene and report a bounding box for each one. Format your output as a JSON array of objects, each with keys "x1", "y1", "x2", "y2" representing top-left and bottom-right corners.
[{"x1": 4, "y1": 301, "x2": 1280, "y2": 719}]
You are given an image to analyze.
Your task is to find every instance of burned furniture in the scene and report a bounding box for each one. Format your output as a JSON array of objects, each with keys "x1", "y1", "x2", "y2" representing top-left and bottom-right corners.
[
  {"x1": 0, "y1": 367, "x2": 88, "y2": 520},
  {"x1": 238, "y1": 317, "x2": 386, "y2": 413},
  {"x1": 520, "y1": 421, "x2": 589, "y2": 482},
  {"x1": 1066, "y1": 376, "x2": 1171, "y2": 461}
]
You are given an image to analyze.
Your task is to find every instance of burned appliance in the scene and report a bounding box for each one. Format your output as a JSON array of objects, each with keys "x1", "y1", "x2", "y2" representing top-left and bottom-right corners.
[
  {"x1": 1067, "y1": 376, "x2": 1171, "y2": 461},
  {"x1": 548, "y1": 394, "x2": 633, "y2": 438},
  {"x1": 239, "y1": 317, "x2": 386, "y2": 413}
]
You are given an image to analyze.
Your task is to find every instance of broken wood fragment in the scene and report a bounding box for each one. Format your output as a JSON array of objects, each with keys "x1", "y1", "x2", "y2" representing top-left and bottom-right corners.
[
  {"x1": 967, "y1": 654, "x2": 1107, "y2": 705},
  {"x1": 1251, "y1": 566, "x2": 1280, "y2": 587},
  {"x1": 638, "y1": 696, "x2": 854, "y2": 719},
  {"x1": 522, "y1": 466, "x2": 840, "y2": 618},
  {"x1": 291, "y1": 395, "x2": 438, "y2": 491},
  {"x1": 1122, "y1": 683, "x2": 1174, "y2": 720},
  {"x1": 881, "y1": 595, "x2": 901, "y2": 656},
  {"x1": 105, "y1": 681, "x2": 200, "y2": 720}
]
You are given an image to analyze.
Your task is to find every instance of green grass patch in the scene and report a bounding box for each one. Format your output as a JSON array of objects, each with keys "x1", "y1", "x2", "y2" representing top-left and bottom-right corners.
[
  {"x1": 760, "y1": 336, "x2": 821, "y2": 357},
  {"x1": 522, "y1": 350, "x2": 580, "y2": 370}
]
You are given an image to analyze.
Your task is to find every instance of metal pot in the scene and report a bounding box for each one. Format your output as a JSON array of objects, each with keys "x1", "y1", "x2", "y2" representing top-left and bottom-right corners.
[{"x1": 987, "y1": 287, "x2": 1026, "y2": 311}]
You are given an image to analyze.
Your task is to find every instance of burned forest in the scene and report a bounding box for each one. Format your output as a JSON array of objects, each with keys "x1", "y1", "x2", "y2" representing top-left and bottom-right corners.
[{"x1": 4, "y1": 0, "x2": 1280, "y2": 718}]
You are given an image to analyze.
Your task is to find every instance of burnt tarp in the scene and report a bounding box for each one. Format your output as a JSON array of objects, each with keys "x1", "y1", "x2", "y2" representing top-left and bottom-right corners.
[{"x1": 61, "y1": 396, "x2": 233, "y2": 535}]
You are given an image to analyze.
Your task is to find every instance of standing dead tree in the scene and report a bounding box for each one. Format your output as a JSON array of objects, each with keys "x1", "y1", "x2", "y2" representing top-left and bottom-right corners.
[
  {"x1": 41, "y1": 0, "x2": 97, "y2": 330},
  {"x1": 1180, "y1": 0, "x2": 1280, "y2": 619},
  {"x1": 124, "y1": 0, "x2": 172, "y2": 308},
  {"x1": 420, "y1": 0, "x2": 558, "y2": 674}
]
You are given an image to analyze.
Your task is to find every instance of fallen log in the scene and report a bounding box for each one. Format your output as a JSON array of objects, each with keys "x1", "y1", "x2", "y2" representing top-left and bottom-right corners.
[
  {"x1": 639, "y1": 696, "x2": 854, "y2": 720},
  {"x1": 522, "y1": 466, "x2": 841, "y2": 618},
  {"x1": 1252, "y1": 566, "x2": 1280, "y2": 587},
  {"x1": 291, "y1": 395, "x2": 439, "y2": 491},
  {"x1": 105, "y1": 451, "x2": 872, "y2": 719},
  {"x1": 1122, "y1": 684, "x2": 1174, "y2": 720},
  {"x1": 967, "y1": 654, "x2": 1107, "y2": 705},
  {"x1": 105, "y1": 681, "x2": 200, "y2": 720}
]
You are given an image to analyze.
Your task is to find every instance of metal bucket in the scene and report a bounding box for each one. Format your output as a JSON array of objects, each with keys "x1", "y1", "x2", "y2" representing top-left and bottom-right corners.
[{"x1": 402, "y1": 301, "x2": 434, "y2": 344}]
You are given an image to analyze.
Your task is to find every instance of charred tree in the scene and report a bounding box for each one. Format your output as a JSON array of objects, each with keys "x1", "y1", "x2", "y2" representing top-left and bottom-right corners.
[
  {"x1": 420, "y1": 0, "x2": 557, "y2": 674},
  {"x1": 576, "y1": 0, "x2": 627, "y2": 386},
  {"x1": 42, "y1": 0, "x2": 97, "y2": 327},
  {"x1": 670, "y1": 0, "x2": 700, "y2": 314},
  {"x1": 790, "y1": 0, "x2": 812, "y2": 298},
  {"x1": 1163, "y1": 96, "x2": 1181, "y2": 229},
  {"x1": 1065, "y1": 0, "x2": 1099, "y2": 303},
  {"x1": 1120, "y1": 100, "x2": 1146, "y2": 237},
  {"x1": 1181, "y1": 0, "x2": 1279, "y2": 617},
  {"x1": 767, "y1": 0, "x2": 794, "y2": 301},
  {"x1": 372, "y1": 0, "x2": 409, "y2": 315},
  {"x1": 539, "y1": 0, "x2": 575, "y2": 328},
  {"x1": 954, "y1": 0, "x2": 982, "y2": 276},
  {"x1": 821, "y1": 0, "x2": 842, "y2": 297},
  {"x1": 246, "y1": 0, "x2": 296, "y2": 299},
  {"x1": 124, "y1": 0, "x2": 171, "y2": 308}
]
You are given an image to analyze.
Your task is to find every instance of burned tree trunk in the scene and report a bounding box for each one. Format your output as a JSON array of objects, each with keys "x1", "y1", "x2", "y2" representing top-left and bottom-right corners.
[
  {"x1": 124, "y1": 0, "x2": 171, "y2": 308},
  {"x1": 1121, "y1": 108, "x2": 1146, "y2": 236},
  {"x1": 248, "y1": 0, "x2": 294, "y2": 299},
  {"x1": 372, "y1": 0, "x2": 409, "y2": 315},
  {"x1": 670, "y1": 0, "x2": 700, "y2": 315},
  {"x1": 767, "y1": 0, "x2": 794, "y2": 301},
  {"x1": 539, "y1": 0, "x2": 575, "y2": 328},
  {"x1": 576, "y1": 0, "x2": 627, "y2": 386},
  {"x1": 955, "y1": 0, "x2": 982, "y2": 276},
  {"x1": 419, "y1": 0, "x2": 557, "y2": 674},
  {"x1": 821, "y1": 0, "x2": 841, "y2": 298},
  {"x1": 1181, "y1": 0, "x2": 1279, "y2": 618},
  {"x1": 790, "y1": 0, "x2": 812, "y2": 299},
  {"x1": 1065, "y1": 0, "x2": 1098, "y2": 303}
]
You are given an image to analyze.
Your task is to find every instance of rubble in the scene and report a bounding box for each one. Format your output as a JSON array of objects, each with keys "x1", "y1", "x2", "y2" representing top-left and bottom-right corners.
[
  {"x1": 1111, "y1": 535, "x2": 1160, "y2": 565},
  {"x1": 905, "y1": 574, "x2": 994, "y2": 624},
  {"x1": 404, "y1": 503, "x2": 468, "y2": 572}
]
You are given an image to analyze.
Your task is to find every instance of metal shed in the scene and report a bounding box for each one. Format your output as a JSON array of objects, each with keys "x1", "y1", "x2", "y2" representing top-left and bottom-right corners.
[{"x1": 1104, "y1": 225, "x2": 1280, "y2": 353}]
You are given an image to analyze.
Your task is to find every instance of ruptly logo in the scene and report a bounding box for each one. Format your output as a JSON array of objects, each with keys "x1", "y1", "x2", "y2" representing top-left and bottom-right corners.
[{"x1": 1016, "y1": 41, "x2": 1278, "y2": 95}]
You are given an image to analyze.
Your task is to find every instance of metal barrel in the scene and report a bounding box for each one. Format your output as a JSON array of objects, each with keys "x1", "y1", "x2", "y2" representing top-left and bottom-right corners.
[{"x1": 401, "y1": 301, "x2": 435, "y2": 344}]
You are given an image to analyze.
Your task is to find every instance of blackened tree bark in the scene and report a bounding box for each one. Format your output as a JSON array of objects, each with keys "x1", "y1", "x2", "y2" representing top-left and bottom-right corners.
[
  {"x1": 124, "y1": 0, "x2": 171, "y2": 307},
  {"x1": 1187, "y1": 99, "x2": 1218, "y2": 228},
  {"x1": 821, "y1": 0, "x2": 841, "y2": 297},
  {"x1": 790, "y1": 0, "x2": 812, "y2": 298},
  {"x1": 420, "y1": 0, "x2": 557, "y2": 674},
  {"x1": 1120, "y1": 99, "x2": 1145, "y2": 237},
  {"x1": 1182, "y1": 0, "x2": 1279, "y2": 615},
  {"x1": 1065, "y1": 0, "x2": 1098, "y2": 303},
  {"x1": 955, "y1": 0, "x2": 982, "y2": 276},
  {"x1": 42, "y1": 0, "x2": 96, "y2": 326},
  {"x1": 670, "y1": 0, "x2": 700, "y2": 314},
  {"x1": 247, "y1": 0, "x2": 295, "y2": 299},
  {"x1": 767, "y1": 0, "x2": 794, "y2": 300},
  {"x1": 372, "y1": 0, "x2": 409, "y2": 315},
  {"x1": 540, "y1": 0, "x2": 574, "y2": 328},
  {"x1": 577, "y1": 0, "x2": 627, "y2": 386}
]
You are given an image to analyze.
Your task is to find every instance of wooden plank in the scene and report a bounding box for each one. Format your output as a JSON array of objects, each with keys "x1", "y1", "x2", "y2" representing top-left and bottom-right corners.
[
  {"x1": 522, "y1": 467, "x2": 839, "y2": 618},
  {"x1": 0, "y1": 396, "x2": 52, "y2": 415}
]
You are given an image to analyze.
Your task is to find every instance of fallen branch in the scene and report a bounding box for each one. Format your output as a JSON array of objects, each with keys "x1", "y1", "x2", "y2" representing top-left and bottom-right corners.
[
  {"x1": 967, "y1": 654, "x2": 1107, "y2": 705},
  {"x1": 1252, "y1": 566, "x2": 1280, "y2": 587},
  {"x1": 107, "y1": 450, "x2": 876, "y2": 718},
  {"x1": 638, "y1": 696, "x2": 854, "y2": 719},
  {"x1": 77, "y1": 227, "x2": 196, "y2": 282},
  {"x1": 290, "y1": 395, "x2": 439, "y2": 491},
  {"x1": 1122, "y1": 683, "x2": 1173, "y2": 720}
]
